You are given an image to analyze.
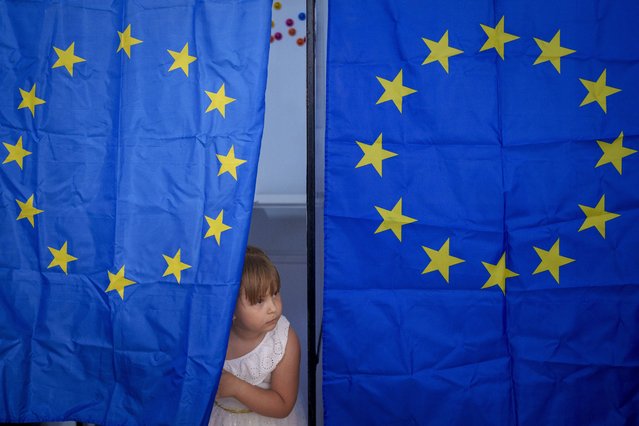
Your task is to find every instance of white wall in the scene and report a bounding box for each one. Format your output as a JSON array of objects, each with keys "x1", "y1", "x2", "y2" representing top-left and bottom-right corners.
[{"x1": 255, "y1": 0, "x2": 307, "y2": 200}]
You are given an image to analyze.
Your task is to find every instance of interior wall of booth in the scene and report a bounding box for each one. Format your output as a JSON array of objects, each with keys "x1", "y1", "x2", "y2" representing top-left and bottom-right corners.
[
  {"x1": 248, "y1": 0, "x2": 329, "y2": 423},
  {"x1": 247, "y1": 0, "x2": 310, "y2": 416}
]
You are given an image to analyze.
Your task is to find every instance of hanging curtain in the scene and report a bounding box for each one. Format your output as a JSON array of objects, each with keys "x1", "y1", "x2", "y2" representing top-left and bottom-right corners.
[
  {"x1": 0, "y1": 1, "x2": 271, "y2": 424},
  {"x1": 323, "y1": 1, "x2": 639, "y2": 424}
]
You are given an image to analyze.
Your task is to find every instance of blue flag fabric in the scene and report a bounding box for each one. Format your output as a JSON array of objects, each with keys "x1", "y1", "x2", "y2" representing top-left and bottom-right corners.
[
  {"x1": 324, "y1": 1, "x2": 639, "y2": 425},
  {"x1": 0, "y1": 1, "x2": 270, "y2": 424}
]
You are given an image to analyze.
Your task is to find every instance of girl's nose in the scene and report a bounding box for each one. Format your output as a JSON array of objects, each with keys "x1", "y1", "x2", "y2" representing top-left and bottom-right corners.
[{"x1": 266, "y1": 296, "x2": 277, "y2": 311}]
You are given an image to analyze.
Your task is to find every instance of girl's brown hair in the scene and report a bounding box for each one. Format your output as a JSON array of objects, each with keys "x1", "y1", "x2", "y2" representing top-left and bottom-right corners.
[{"x1": 241, "y1": 245, "x2": 281, "y2": 304}]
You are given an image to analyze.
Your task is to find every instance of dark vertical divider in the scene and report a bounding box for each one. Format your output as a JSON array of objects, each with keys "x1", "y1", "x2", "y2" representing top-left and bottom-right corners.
[{"x1": 305, "y1": 0, "x2": 317, "y2": 424}]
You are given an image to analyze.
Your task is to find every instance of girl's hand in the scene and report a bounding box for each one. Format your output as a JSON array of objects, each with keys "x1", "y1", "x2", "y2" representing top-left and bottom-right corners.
[
  {"x1": 216, "y1": 371, "x2": 239, "y2": 399},
  {"x1": 223, "y1": 326, "x2": 300, "y2": 418}
]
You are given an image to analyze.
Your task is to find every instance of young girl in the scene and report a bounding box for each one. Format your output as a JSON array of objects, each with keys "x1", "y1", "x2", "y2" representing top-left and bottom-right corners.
[{"x1": 209, "y1": 246, "x2": 306, "y2": 426}]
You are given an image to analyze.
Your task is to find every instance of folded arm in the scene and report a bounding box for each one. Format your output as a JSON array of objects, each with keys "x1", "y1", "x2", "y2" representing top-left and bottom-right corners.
[{"x1": 216, "y1": 327, "x2": 300, "y2": 418}]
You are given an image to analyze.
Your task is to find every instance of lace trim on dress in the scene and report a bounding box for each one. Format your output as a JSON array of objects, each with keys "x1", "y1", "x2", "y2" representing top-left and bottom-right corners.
[{"x1": 223, "y1": 315, "x2": 290, "y2": 386}]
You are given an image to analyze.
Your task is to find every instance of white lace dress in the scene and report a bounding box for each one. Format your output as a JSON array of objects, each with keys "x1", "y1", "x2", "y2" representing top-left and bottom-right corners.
[{"x1": 209, "y1": 315, "x2": 307, "y2": 426}]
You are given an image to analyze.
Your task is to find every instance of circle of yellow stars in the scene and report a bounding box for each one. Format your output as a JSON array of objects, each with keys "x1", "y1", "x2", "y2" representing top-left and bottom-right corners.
[
  {"x1": 352, "y1": 15, "x2": 635, "y2": 295},
  {"x1": 4, "y1": 22, "x2": 251, "y2": 300}
]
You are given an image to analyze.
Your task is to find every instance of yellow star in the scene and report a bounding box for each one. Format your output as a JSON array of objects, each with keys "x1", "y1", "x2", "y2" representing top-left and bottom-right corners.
[
  {"x1": 18, "y1": 84, "x2": 46, "y2": 117},
  {"x1": 422, "y1": 30, "x2": 464, "y2": 73},
  {"x1": 421, "y1": 238, "x2": 465, "y2": 283},
  {"x1": 117, "y1": 24, "x2": 143, "y2": 58},
  {"x1": 578, "y1": 194, "x2": 619, "y2": 238},
  {"x1": 481, "y1": 253, "x2": 519, "y2": 295},
  {"x1": 479, "y1": 16, "x2": 519, "y2": 60},
  {"x1": 375, "y1": 69, "x2": 417, "y2": 113},
  {"x1": 106, "y1": 266, "x2": 136, "y2": 300},
  {"x1": 579, "y1": 69, "x2": 621, "y2": 113},
  {"x1": 162, "y1": 249, "x2": 192, "y2": 284},
  {"x1": 167, "y1": 43, "x2": 197, "y2": 77},
  {"x1": 217, "y1": 145, "x2": 246, "y2": 180},
  {"x1": 16, "y1": 194, "x2": 43, "y2": 227},
  {"x1": 204, "y1": 211, "x2": 232, "y2": 245},
  {"x1": 355, "y1": 133, "x2": 397, "y2": 176},
  {"x1": 596, "y1": 131, "x2": 636, "y2": 174},
  {"x1": 533, "y1": 30, "x2": 575, "y2": 73},
  {"x1": 533, "y1": 238, "x2": 575, "y2": 284},
  {"x1": 205, "y1": 84, "x2": 236, "y2": 117},
  {"x1": 47, "y1": 241, "x2": 78, "y2": 274},
  {"x1": 52, "y1": 42, "x2": 86, "y2": 76},
  {"x1": 374, "y1": 198, "x2": 417, "y2": 242},
  {"x1": 3, "y1": 136, "x2": 31, "y2": 169}
]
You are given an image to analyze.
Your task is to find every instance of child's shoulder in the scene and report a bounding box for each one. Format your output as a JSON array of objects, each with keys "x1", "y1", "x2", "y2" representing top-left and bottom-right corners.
[
  {"x1": 224, "y1": 316, "x2": 292, "y2": 383},
  {"x1": 277, "y1": 315, "x2": 300, "y2": 360},
  {"x1": 276, "y1": 314, "x2": 290, "y2": 333},
  {"x1": 273, "y1": 315, "x2": 291, "y2": 352}
]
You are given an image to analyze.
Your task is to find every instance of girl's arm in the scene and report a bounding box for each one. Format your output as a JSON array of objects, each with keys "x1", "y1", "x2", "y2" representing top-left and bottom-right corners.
[{"x1": 217, "y1": 326, "x2": 301, "y2": 418}]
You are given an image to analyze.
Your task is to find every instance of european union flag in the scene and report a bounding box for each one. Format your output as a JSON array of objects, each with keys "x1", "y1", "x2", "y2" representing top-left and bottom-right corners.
[
  {"x1": 0, "y1": 1, "x2": 270, "y2": 424},
  {"x1": 324, "y1": 1, "x2": 639, "y2": 425}
]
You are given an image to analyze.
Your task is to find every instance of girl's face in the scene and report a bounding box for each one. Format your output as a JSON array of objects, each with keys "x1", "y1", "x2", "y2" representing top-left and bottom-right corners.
[{"x1": 233, "y1": 290, "x2": 282, "y2": 335}]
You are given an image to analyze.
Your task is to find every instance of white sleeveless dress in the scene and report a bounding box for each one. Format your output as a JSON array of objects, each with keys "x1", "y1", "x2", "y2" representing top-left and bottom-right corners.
[{"x1": 209, "y1": 315, "x2": 307, "y2": 426}]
